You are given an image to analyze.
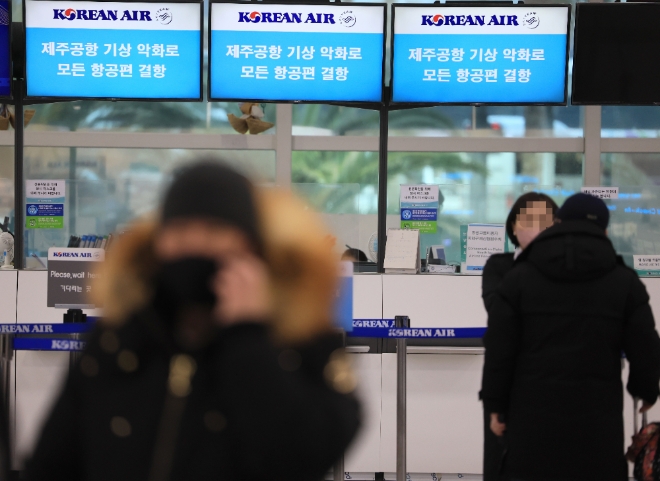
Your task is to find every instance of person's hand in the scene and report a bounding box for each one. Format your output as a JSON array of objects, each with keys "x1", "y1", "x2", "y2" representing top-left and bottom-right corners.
[
  {"x1": 490, "y1": 413, "x2": 506, "y2": 437},
  {"x1": 213, "y1": 254, "x2": 272, "y2": 326},
  {"x1": 640, "y1": 401, "x2": 654, "y2": 413}
]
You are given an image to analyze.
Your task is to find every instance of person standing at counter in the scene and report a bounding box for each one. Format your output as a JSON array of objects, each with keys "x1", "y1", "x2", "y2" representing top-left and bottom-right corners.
[
  {"x1": 26, "y1": 162, "x2": 361, "y2": 481},
  {"x1": 482, "y1": 193, "x2": 660, "y2": 481},
  {"x1": 480, "y1": 192, "x2": 557, "y2": 481}
]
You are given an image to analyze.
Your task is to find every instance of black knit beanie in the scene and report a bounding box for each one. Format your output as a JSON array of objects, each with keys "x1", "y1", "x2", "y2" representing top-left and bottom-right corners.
[
  {"x1": 556, "y1": 193, "x2": 610, "y2": 230},
  {"x1": 161, "y1": 162, "x2": 263, "y2": 254}
]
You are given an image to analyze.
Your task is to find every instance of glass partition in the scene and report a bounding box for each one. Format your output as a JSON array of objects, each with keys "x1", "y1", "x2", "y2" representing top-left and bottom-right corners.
[
  {"x1": 386, "y1": 151, "x2": 583, "y2": 265},
  {"x1": 22, "y1": 148, "x2": 276, "y2": 262},
  {"x1": 292, "y1": 151, "x2": 379, "y2": 271},
  {"x1": 602, "y1": 107, "x2": 660, "y2": 138}
]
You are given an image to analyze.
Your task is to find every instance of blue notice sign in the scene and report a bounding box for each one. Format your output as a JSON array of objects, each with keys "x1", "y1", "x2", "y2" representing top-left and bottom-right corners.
[
  {"x1": 209, "y1": 2, "x2": 385, "y2": 103},
  {"x1": 401, "y1": 208, "x2": 437, "y2": 221},
  {"x1": 25, "y1": 0, "x2": 202, "y2": 100},
  {"x1": 27, "y1": 203, "x2": 64, "y2": 216},
  {"x1": 392, "y1": 5, "x2": 570, "y2": 104}
]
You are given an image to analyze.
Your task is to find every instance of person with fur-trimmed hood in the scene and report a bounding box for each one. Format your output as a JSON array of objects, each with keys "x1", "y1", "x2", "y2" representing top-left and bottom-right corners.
[{"x1": 26, "y1": 162, "x2": 361, "y2": 481}]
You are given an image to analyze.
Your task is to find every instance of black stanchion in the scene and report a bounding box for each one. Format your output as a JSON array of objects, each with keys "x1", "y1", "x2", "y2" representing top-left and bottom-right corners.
[{"x1": 395, "y1": 315, "x2": 410, "y2": 481}]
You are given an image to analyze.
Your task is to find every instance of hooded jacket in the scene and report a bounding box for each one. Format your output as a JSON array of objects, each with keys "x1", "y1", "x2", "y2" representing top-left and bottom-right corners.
[
  {"x1": 25, "y1": 222, "x2": 360, "y2": 481},
  {"x1": 481, "y1": 220, "x2": 660, "y2": 481}
]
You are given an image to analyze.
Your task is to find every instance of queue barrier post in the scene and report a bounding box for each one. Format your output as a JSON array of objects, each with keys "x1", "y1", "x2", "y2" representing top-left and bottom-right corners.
[{"x1": 395, "y1": 316, "x2": 410, "y2": 481}]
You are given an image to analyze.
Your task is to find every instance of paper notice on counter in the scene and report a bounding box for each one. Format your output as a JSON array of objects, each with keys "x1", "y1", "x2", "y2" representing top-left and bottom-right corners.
[{"x1": 384, "y1": 228, "x2": 420, "y2": 274}]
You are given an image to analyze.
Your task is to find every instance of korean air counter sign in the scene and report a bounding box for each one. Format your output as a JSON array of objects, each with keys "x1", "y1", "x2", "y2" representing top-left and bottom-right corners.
[
  {"x1": 392, "y1": 5, "x2": 570, "y2": 104},
  {"x1": 25, "y1": 1, "x2": 202, "y2": 100},
  {"x1": 209, "y1": 2, "x2": 386, "y2": 103}
]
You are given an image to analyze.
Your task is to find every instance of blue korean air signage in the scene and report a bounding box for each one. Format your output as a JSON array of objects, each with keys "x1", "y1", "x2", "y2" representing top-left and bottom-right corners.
[
  {"x1": 25, "y1": 0, "x2": 203, "y2": 100},
  {"x1": 0, "y1": 0, "x2": 9, "y2": 98},
  {"x1": 209, "y1": 2, "x2": 386, "y2": 103},
  {"x1": 391, "y1": 4, "x2": 571, "y2": 104}
]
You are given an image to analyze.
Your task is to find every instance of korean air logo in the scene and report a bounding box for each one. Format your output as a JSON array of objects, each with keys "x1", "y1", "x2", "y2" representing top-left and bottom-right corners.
[
  {"x1": 426, "y1": 14, "x2": 445, "y2": 26},
  {"x1": 245, "y1": 11, "x2": 261, "y2": 22},
  {"x1": 421, "y1": 13, "x2": 520, "y2": 27},
  {"x1": 27, "y1": 205, "x2": 38, "y2": 216},
  {"x1": 238, "y1": 11, "x2": 336, "y2": 24},
  {"x1": 402, "y1": 209, "x2": 413, "y2": 220},
  {"x1": 62, "y1": 8, "x2": 76, "y2": 20}
]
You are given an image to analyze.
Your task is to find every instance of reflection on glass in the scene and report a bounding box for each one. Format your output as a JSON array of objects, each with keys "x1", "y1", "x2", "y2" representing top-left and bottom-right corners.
[
  {"x1": 602, "y1": 153, "x2": 660, "y2": 272},
  {"x1": 23, "y1": 147, "x2": 275, "y2": 259},
  {"x1": 602, "y1": 107, "x2": 660, "y2": 138},
  {"x1": 28, "y1": 101, "x2": 276, "y2": 134}
]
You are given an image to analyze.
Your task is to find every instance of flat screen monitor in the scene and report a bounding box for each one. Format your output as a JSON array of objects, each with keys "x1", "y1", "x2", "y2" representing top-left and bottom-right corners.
[
  {"x1": 209, "y1": 1, "x2": 386, "y2": 104},
  {"x1": 391, "y1": 4, "x2": 571, "y2": 105},
  {"x1": 0, "y1": 0, "x2": 10, "y2": 99},
  {"x1": 24, "y1": 0, "x2": 203, "y2": 100},
  {"x1": 572, "y1": 3, "x2": 660, "y2": 105}
]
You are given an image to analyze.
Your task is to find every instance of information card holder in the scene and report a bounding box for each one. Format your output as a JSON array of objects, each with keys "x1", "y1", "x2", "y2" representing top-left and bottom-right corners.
[{"x1": 384, "y1": 228, "x2": 421, "y2": 274}]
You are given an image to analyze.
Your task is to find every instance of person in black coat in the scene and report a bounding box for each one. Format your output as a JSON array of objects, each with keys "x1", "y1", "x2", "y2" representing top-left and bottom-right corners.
[
  {"x1": 481, "y1": 193, "x2": 557, "y2": 481},
  {"x1": 25, "y1": 163, "x2": 361, "y2": 481},
  {"x1": 482, "y1": 193, "x2": 660, "y2": 481}
]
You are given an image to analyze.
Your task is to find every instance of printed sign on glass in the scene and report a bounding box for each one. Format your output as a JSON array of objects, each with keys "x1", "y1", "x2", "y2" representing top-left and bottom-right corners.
[
  {"x1": 25, "y1": 0, "x2": 202, "y2": 99},
  {"x1": 209, "y1": 2, "x2": 385, "y2": 103},
  {"x1": 26, "y1": 180, "x2": 65, "y2": 229},
  {"x1": 391, "y1": 4, "x2": 570, "y2": 104}
]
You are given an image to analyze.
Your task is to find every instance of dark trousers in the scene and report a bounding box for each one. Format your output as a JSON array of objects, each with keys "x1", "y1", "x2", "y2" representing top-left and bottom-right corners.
[{"x1": 483, "y1": 408, "x2": 506, "y2": 481}]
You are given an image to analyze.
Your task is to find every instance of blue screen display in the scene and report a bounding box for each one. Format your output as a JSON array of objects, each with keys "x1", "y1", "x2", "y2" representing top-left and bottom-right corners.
[
  {"x1": 392, "y1": 6, "x2": 570, "y2": 104},
  {"x1": 25, "y1": 1, "x2": 202, "y2": 99},
  {"x1": 210, "y1": 3, "x2": 385, "y2": 103}
]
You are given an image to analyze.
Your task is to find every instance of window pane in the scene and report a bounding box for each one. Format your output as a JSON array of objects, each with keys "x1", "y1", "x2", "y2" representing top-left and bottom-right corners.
[
  {"x1": 602, "y1": 107, "x2": 660, "y2": 138},
  {"x1": 0, "y1": 146, "x2": 14, "y2": 233},
  {"x1": 602, "y1": 153, "x2": 660, "y2": 273},
  {"x1": 387, "y1": 151, "x2": 583, "y2": 264},
  {"x1": 22, "y1": 147, "x2": 275, "y2": 260},
  {"x1": 292, "y1": 151, "x2": 379, "y2": 268},
  {"x1": 29, "y1": 101, "x2": 276, "y2": 134}
]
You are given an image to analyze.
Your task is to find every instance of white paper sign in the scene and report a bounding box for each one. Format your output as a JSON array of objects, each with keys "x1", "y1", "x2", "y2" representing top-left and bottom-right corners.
[
  {"x1": 633, "y1": 255, "x2": 660, "y2": 271},
  {"x1": 400, "y1": 185, "x2": 439, "y2": 203},
  {"x1": 384, "y1": 228, "x2": 420, "y2": 272},
  {"x1": 26, "y1": 180, "x2": 65, "y2": 199},
  {"x1": 465, "y1": 224, "x2": 506, "y2": 274},
  {"x1": 581, "y1": 187, "x2": 619, "y2": 200}
]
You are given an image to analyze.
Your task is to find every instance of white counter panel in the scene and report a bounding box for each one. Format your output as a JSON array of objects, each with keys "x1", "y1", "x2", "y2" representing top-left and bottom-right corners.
[
  {"x1": 14, "y1": 350, "x2": 69, "y2": 468},
  {"x1": 0, "y1": 270, "x2": 17, "y2": 323},
  {"x1": 381, "y1": 353, "x2": 484, "y2": 474},
  {"x1": 17, "y1": 270, "x2": 102, "y2": 324},
  {"x1": 354, "y1": 274, "x2": 383, "y2": 320},
  {"x1": 382, "y1": 275, "x2": 485, "y2": 328},
  {"x1": 345, "y1": 354, "x2": 382, "y2": 473}
]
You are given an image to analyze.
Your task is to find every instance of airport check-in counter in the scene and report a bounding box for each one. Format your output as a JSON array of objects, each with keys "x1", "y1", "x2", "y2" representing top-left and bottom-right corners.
[{"x1": 8, "y1": 271, "x2": 660, "y2": 477}]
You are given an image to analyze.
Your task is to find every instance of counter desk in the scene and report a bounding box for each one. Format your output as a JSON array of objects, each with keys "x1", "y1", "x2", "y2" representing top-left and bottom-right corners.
[{"x1": 8, "y1": 271, "x2": 660, "y2": 478}]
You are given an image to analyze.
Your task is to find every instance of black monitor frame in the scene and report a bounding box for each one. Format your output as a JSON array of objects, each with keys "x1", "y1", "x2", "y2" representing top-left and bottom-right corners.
[
  {"x1": 207, "y1": 0, "x2": 387, "y2": 106},
  {"x1": 390, "y1": 2, "x2": 572, "y2": 107},
  {"x1": 571, "y1": 2, "x2": 660, "y2": 106},
  {"x1": 23, "y1": 0, "x2": 204, "y2": 102}
]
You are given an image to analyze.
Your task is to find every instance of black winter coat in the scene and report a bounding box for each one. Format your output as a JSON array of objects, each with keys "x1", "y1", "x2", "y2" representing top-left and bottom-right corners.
[
  {"x1": 481, "y1": 252, "x2": 515, "y2": 481},
  {"x1": 25, "y1": 310, "x2": 360, "y2": 481},
  {"x1": 481, "y1": 220, "x2": 660, "y2": 481}
]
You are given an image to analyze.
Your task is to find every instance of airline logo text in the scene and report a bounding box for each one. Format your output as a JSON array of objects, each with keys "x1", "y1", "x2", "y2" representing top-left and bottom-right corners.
[
  {"x1": 53, "y1": 8, "x2": 153, "y2": 21},
  {"x1": 421, "y1": 14, "x2": 520, "y2": 27},
  {"x1": 238, "y1": 11, "x2": 336, "y2": 24}
]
